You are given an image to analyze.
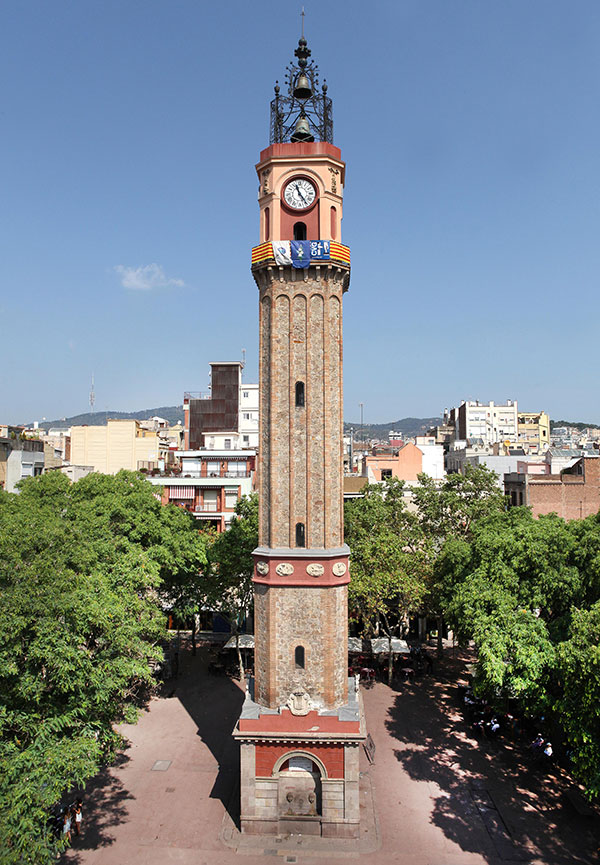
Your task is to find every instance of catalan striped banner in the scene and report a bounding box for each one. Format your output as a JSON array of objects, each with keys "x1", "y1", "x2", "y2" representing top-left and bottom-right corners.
[
  {"x1": 330, "y1": 242, "x2": 351, "y2": 264},
  {"x1": 251, "y1": 242, "x2": 273, "y2": 264},
  {"x1": 251, "y1": 241, "x2": 350, "y2": 266}
]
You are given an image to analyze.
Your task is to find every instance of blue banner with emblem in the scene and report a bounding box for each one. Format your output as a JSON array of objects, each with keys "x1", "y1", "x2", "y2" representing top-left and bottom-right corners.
[{"x1": 291, "y1": 240, "x2": 310, "y2": 268}]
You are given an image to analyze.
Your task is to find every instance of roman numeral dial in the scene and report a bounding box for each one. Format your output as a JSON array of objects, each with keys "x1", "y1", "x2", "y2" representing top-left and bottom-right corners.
[{"x1": 283, "y1": 177, "x2": 317, "y2": 210}]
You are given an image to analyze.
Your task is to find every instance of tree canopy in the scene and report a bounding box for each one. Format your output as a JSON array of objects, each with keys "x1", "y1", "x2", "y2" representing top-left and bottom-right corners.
[
  {"x1": 442, "y1": 506, "x2": 600, "y2": 797},
  {"x1": 0, "y1": 470, "x2": 208, "y2": 862},
  {"x1": 205, "y1": 493, "x2": 258, "y2": 678}
]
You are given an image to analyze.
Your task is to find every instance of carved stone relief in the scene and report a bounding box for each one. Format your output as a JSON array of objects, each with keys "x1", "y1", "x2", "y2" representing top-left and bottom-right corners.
[
  {"x1": 262, "y1": 168, "x2": 271, "y2": 193},
  {"x1": 255, "y1": 561, "x2": 269, "y2": 576},
  {"x1": 332, "y1": 562, "x2": 347, "y2": 577},
  {"x1": 275, "y1": 562, "x2": 294, "y2": 577},
  {"x1": 287, "y1": 691, "x2": 311, "y2": 716},
  {"x1": 306, "y1": 563, "x2": 324, "y2": 577},
  {"x1": 328, "y1": 166, "x2": 339, "y2": 193}
]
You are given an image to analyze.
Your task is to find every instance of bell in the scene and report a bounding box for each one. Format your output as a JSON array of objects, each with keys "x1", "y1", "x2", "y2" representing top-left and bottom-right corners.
[
  {"x1": 291, "y1": 114, "x2": 314, "y2": 142},
  {"x1": 293, "y1": 73, "x2": 313, "y2": 100}
]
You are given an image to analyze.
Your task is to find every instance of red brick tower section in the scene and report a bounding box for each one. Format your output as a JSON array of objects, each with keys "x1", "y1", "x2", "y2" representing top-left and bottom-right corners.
[
  {"x1": 253, "y1": 154, "x2": 350, "y2": 709},
  {"x1": 234, "y1": 34, "x2": 365, "y2": 840}
]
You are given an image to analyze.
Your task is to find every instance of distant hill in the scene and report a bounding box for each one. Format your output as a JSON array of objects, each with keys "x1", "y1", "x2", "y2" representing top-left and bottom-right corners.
[
  {"x1": 343, "y1": 417, "x2": 442, "y2": 441},
  {"x1": 550, "y1": 419, "x2": 600, "y2": 431},
  {"x1": 33, "y1": 409, "x2": 440, "y2": 438},
  {"x1": 33, "y1": 406, "x2": 184, "y2": 430}
]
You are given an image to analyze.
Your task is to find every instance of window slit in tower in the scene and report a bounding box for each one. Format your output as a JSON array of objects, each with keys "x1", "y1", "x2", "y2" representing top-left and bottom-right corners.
[
  {"x1": 293, "y1": 221, "x2": 307, "y2": 240},
  {"x1": 295, "y1": 381, "x2": 305, "y2": 407},
  {"x1": 295, "y1": 522, "x2": 305, "y2": 548},
  {"x1": 295, "y1": 645, "x2": 305, "y2": 669}
]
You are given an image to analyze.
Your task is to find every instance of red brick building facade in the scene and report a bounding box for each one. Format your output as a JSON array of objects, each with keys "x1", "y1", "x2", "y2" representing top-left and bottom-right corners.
[{"x1": 505, "y1": 456, "x2": 600, "y2": 519}]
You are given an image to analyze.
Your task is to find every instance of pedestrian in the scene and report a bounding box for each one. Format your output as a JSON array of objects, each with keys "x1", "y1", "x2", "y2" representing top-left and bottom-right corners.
[
  {"x1": 424, "y1": 652, "x2": 433, "y2": 674},
  {"x1": 530, "y1": 733, "x2": 544, "y2": 753},
  {"x1": 487, "y1": 717, "x2": 500, "y2": 738},
  {"x1": 62, "y1": 807, "x2": 72, "y2": 843},
  {"x1": 72, "y1": 799, "x2": 83, "y2": 836}
]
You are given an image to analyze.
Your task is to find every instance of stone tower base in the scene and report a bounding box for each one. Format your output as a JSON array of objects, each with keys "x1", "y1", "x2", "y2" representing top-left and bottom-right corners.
[{"x1": 234, "y1": 679, "x2": 366, "y2": 838}]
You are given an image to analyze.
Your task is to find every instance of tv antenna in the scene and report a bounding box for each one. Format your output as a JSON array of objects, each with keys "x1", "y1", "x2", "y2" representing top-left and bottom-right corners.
[{"x1": 89, "y1": 374, "x2": 96, "y2": 413}]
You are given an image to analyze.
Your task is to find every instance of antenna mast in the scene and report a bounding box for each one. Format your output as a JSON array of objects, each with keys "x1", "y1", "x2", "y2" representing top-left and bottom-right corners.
[{"x1": 89, "y1": 374, "x2": 96, "y2": 413}]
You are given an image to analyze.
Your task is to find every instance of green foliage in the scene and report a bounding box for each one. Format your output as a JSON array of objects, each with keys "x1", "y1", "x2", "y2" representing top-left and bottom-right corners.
[
  {"x1": 413, "y1": 464, "x2": 506, "y2": 544},
  {"x1": 206, "y1": 494, "x2": 258, "y2": 676},
  {"x1": 0, "y1": 470, "x2": 207, "y2": 862},
  {"x1": 556, "y1": 601, "x2": 600, "y2": 798},
  {"x1": 345, "y1": 479, "x2": 427, "y2": 639},
  {"x1": 550, "y1": 419, "x2": 600, "y2": 431},
  {"x1": 441, "y1": 506, "x2": 600, "y2": 797}
]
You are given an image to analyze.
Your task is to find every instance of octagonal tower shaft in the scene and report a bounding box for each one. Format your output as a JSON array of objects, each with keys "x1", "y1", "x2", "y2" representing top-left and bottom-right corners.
[{"x1": 251, "y1": 140, "x2": 350, "y2": 711}]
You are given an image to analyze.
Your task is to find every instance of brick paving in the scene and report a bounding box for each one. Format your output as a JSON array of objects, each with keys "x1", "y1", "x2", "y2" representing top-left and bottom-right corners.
[{"x1": 64, "y1": 646, "x2": 599, "y2": 865}]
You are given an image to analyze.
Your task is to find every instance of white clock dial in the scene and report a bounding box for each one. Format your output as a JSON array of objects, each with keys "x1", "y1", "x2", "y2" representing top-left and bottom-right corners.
[{"x1": 283, "y1": 178, "x2": 317, "y2": 210}]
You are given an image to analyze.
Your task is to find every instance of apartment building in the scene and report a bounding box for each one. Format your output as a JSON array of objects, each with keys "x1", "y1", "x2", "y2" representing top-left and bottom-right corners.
[
  {"x1": 0, "y1": 426, "x2": 45, "y2": 491},
  {"x1": 184, "y1": 362, "x2": 258, "y2": 450},
  {"x1": 517, "y1": 411, "x2": 550, "y2": 453},
  {"x1": 148, "y1": 449, "x2": 256, "y2": 532},
  {"x1": 505, "y1": 456, "x2": 600, "y2": 519},
  {"x1": 450, "y1": 399, "x2": 519, "y2": 446},
  {"x1": 70, "y1": 419, "x2": 160, "y2": 474},
  {"x1": 361, "y1": 438, "x2": 444, "y2": 484}
]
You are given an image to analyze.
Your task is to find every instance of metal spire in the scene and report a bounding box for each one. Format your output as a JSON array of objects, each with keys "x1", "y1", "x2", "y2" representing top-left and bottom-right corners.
[{"x1": 269, "y1": 25, "x2": 333, "y2": 144}]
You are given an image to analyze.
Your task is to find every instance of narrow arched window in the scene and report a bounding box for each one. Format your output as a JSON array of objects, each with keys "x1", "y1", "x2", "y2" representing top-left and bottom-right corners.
[
  {"x1": 294, "y1": 221, "x2": 307, "y2": 240},
  {"x1": 330, "y1": 206, "x2": 337, "y2": 239},
  {"x1": 295, "y1": 381, "x2": 305, "y2": 407},
  {"x1": 296, "y1": 522, "x2": 305, "y2": 548},
  {"x1": 264, "y1": 206, "x2": 270, "y2": 241},
  {"x1": 295, "y1": 646, "x2": 305, "y2": 669}
]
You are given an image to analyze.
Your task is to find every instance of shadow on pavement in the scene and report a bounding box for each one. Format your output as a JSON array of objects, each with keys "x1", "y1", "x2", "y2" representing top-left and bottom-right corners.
[
  {"x1": 64, "y1": 750, "x2": 134, "y2": 863},
  {"x1": 173, "y1": 646, "x2": 245, "y2": 828},
  {"x1": 385, "y1": 647, "x2": 599, "y2": 865}
]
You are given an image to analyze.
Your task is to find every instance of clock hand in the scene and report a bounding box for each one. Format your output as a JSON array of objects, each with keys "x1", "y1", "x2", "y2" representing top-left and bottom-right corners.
[{"x1": 295, "y1": 183, "x2": 307, "y2": 204}]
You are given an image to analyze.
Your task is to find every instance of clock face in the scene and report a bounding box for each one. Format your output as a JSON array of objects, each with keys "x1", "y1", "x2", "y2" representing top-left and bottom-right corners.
[{"x1": 283, "y1": 177, "x2": 317, "y2": 210}]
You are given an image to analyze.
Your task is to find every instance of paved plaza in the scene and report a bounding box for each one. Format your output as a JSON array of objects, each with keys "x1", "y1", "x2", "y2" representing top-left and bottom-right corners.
[{"x1": 64, "y1": 646, "x2": 599, "y2": 865}]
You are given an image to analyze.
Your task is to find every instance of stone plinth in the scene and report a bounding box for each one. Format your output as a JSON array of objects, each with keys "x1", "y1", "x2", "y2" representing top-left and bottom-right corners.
[{"x1": 234, "y1": 678, "x2": 365, "y2": 839}]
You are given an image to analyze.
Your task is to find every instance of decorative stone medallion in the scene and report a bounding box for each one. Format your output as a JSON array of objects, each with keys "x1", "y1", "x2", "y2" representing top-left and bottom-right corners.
[
  {"x1": 275, "y1": 562, "x2": 294, "y2": 577},
  {"x1": 255, "y1": 561, "x2": 269, "y2": 576},
  {"x1": 306, "y1": 563, "x2": 324, "y2": 577},
  {"x1": 332, "y1": 562, "x2": 347, "y2": 577},
  {"x1": 287, "y1": 691, "x2": 311, "y2": 716}
]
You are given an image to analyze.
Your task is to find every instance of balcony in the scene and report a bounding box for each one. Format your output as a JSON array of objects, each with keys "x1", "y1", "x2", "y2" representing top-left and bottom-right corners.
[
  {"x1": 181, "y1": 470, "x2": 251, "y2": 479},
  {"x1": 251, "y1": 240, "x2": 351, "y2": 267}
]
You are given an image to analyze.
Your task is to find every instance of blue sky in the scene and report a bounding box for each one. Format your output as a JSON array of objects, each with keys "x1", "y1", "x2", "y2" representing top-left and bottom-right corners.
[{"x1": 2, "y1": 0, "x2": 599, "y2": 426}]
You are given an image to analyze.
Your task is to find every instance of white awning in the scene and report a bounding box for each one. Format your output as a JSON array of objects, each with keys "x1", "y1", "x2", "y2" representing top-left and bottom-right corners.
[
  {"x1": 224, "y1": 634, "x2": 255, "y2": 649},
  {"x1": 348, "y1": 637, "x2": 363, "y2": 652},
  {"x1": 168, "y1": 486, "x2": 194, "y2": 499},
  {"x1": 370, "y1": 637, "x2": 410, "y2": 654}
]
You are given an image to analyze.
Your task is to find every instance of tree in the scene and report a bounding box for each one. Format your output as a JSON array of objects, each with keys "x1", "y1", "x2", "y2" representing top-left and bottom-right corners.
[
  {"x1": 556, "y1": 601, "x2": 600, "y2": 798},
  {"x1": 206, "y1": 493, "x2": 258, "y2": 680},
  {"x1": 345, "y1": 479, "x2": 427, "y2": 684},
  {"x1": 0, "y1": 471, "x2": 208, "y2": 862},
  {"x1": 442, "y1": 506, "x2": 600, "y2": 798},
  {"x1": 413, "y1": 465, "x2": 506, "y2": 655}
]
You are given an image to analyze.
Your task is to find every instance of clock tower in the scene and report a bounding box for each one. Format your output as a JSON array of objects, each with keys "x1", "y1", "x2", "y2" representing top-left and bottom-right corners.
[{"x1": 234, "y1": 32, "x2": 365, "y2": 839}]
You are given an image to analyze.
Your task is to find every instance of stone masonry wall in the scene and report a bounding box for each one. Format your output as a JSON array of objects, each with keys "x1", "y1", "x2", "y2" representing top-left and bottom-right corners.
[
  {"x1": 255, "y1": 264, "x2": 348, "y2": 550},
  {"x1": 254, "y1": 583, "x2": 348, "y2": 709}
]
